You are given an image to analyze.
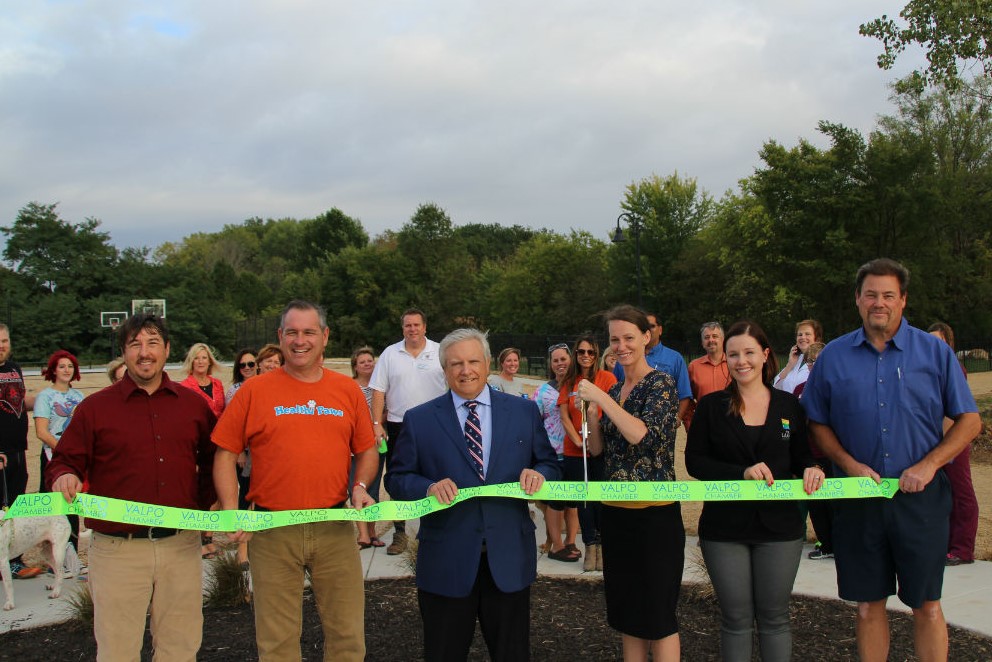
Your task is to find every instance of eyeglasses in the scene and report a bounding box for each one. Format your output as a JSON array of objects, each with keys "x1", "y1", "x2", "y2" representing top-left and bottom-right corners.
[
  {"x1": 575, "y1": 349, "x2": 597, "y2": 356},
  {"x1": 548, "y1": 343, "x2": 569, "y2": 353},
  {"x1": 239, "y1": 361, "x2": 256, "y2": 369}
]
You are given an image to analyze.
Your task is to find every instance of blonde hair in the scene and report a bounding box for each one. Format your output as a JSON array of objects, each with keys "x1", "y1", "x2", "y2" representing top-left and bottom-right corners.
[
  {"x1": 182, "y1": 343, "x2": 220, "y2": 376},
  {"x1": 350, "y1": 346, "x2": 375, "y2": 377},
  {"x1": 804, "y1": 342, "x2": 826, "y2": 364},
  {"x1": 106, "y1": 356, "x2": 126, "y2": 383}
]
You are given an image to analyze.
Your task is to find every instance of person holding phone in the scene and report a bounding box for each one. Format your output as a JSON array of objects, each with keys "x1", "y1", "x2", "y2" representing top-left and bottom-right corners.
[{"x1": 773, "y1": 319, "x2": 822, "y2": 393}]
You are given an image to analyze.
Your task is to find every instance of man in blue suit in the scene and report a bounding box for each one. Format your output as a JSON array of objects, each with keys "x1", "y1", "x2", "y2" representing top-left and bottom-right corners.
[{"x1": 385, "y1": 327, "x2": 560, "y2": 662}]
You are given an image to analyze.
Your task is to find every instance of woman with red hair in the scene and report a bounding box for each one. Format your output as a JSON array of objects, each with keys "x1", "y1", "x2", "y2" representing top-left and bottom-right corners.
[{"x1": 34, "y1": 350, "x2": 84, "y2": 478}]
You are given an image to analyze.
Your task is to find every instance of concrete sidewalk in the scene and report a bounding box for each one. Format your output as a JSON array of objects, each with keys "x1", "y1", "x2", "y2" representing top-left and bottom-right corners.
[
  {"x1": 359, "y1": 515, "x2": 992, "y2": 636},
  {"x1": 4, "y1": 511, "x2": 991, "y2": 638}
]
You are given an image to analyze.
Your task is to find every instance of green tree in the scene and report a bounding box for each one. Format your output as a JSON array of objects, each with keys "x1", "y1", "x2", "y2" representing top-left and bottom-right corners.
[
  {"x1": 611, "y1": 172, "x2": 715, "y2": 323},
  {"x1": 298, "y1": 208, "x2": 369, "y2": 270},
  {"x1": 2, "y1": 202, "x2": 118, "y2": 297},
  {"x1": 480, "y1": 232, "x2": 611, "y2": 334},
  {"x1": 394, "y1": 203, "x2": 476, "y2": 332},
  {"x1": 860, "y1": 1, "x2": 992, "y2": 94},
  {"x1": 453, "y1": 223, "x2": 538, "y2": 269}
]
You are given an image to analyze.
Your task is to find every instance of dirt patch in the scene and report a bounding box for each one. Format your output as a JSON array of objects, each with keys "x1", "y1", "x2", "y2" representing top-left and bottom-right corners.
[{"x1": 1, "y1": 577, "x2": 990, "y2": 660}]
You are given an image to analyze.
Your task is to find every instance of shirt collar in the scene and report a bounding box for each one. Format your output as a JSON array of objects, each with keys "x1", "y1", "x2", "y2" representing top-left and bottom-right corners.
[
  {"x1": 703, "y1": 354, "x2": 727, "y2": 366},
  {"x1": 119, "y1": 370, "x2": 181, "y2": 398},
  {"x1": 451, "y1": 384, "x2": 492, "y2": 410},
  {"x1": 851, "y1": 318, "x2": 907, "y2": 351}
]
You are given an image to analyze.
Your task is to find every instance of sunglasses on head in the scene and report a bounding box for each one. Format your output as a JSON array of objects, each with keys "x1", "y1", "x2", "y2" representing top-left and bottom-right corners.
[
  {"x1": 575, "y1": 348, "x2": 597, "y2": 356},
  {"x1": 239, "y1": 361, "x2": 256, "y2": 369}
]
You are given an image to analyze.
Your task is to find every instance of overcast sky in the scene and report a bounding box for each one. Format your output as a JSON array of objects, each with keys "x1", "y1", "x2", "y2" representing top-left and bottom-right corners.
[{"x1": 0, "y1": 1, "x2": 922, "y2": 250}]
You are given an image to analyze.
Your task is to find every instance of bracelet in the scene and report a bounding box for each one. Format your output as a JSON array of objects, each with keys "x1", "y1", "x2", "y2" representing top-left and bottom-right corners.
[
  {"x1": 373, "y1": 421, "x2": 380, "y2": 425},
  {"x1": 353, "y1": 481, "x2": 367, "y2": 491}
]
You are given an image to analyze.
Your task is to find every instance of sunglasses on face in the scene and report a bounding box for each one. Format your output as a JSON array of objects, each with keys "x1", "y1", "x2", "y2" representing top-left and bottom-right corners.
[
  {"x1": 575, "y1": 348, "x2": 597, "y2": 356},
  {"x1": 239, "y1": 361, "x2": 256, "y2": 369}
]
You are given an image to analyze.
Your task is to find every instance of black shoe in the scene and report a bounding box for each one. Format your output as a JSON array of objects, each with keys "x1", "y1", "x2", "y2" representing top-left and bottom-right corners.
[{"x1": 945, "y1": 554, "x2": 974, "y2": 566}]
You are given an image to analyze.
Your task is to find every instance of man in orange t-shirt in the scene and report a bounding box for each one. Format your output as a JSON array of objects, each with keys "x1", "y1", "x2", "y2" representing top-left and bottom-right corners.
[
  {"x1": 213, "y1": 300, "x2": 377, "y2": 662},
  {"x1": 685, "y1": 321, "x2": 730, "y2": 429}
]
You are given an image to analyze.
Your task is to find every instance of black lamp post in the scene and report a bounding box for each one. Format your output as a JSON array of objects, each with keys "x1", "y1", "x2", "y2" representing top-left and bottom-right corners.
[{"x1": 612, "y1": 212, "x2": 644, "y2": 307}]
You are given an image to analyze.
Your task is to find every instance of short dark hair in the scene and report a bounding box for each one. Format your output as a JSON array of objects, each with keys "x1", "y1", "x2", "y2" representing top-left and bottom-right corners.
[
  {"x1": 855, "y1": 258, "x2": 910, "y2": 295},
  {"x1": 232, "y1": 347, "x2": 258, "y2": 384},
  {"x1": 117, "y1": 314, "x2": 169, "y2": 352},
  {"x1": 280, "y1": 300, "x2": 327, "y2": 331},
  {"x1": 401, "y1": 308, "x2": 426, "y2": 326}
]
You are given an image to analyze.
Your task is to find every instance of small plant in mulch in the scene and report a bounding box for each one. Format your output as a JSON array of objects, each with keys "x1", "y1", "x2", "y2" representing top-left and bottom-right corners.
[
  {"x1": 401, "y1": 538, "x2": 419, "y2": 576},
  {"x1": 61, "y1": 583, "x2": 94, "y2": 628},
  {"x1": 204, "y1": 550, "x2": 251, "y2": 608},
  {"x1": 685, "y1": 546, "x2": 715, "y2": 599}
]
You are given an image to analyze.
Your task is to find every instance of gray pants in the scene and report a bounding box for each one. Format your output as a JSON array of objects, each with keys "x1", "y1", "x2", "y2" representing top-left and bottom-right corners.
[{"x1": 700, "y1": 538, "x2": 803, "y2": 662}]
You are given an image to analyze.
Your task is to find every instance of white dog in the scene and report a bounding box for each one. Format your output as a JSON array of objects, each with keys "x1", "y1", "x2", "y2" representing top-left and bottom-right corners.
[{"x1": 0, "y1": 511, "x2": 71, "y2": 610}]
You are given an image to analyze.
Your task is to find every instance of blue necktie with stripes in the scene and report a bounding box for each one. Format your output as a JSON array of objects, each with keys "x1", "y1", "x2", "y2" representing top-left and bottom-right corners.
[{"x1": 464, "y1": 400, "x2": 484, "y2": 479}]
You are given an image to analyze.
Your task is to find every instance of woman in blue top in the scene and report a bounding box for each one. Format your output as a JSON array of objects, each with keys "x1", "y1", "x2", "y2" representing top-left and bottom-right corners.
[
  {"x1": 35, "y1": 350, "x2": 84, "y2": 478},
  {"x1": 34, "y1": 349, "x2": 85, "y2": 552}
]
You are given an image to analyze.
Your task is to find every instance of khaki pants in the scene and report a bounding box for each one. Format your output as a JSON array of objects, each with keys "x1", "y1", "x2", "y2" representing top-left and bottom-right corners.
[
  {"x1": 249, "y1": 520, "x2": 365, "y2": 662},
  {"x1": 89, "y1": 530, "x2": 202, "y2": 662}
]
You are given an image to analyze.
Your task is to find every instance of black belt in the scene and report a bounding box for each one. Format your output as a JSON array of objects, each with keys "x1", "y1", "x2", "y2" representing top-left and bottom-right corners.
[
  {"x1": 102, "y1": 527, "x2": 180, "y2": 540},
  {"x1": 254, "y1": 500, "x2": 347, "y2": 512}
]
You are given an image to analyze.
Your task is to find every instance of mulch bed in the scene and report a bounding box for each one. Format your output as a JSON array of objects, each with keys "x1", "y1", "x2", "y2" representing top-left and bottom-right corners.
[{"x1": 3, "y1": 577, "x2": 991, "y2": 660}]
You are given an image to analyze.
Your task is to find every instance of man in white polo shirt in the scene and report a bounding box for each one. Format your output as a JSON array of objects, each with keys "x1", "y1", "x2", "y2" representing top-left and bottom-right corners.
[{"x1": 370, "y1": 307, "x2": 447, "y2": 554}]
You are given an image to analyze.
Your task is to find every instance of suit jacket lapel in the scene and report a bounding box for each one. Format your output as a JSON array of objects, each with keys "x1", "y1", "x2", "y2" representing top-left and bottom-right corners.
[{"x1": 434, "y1": 393, "x2": 483, "y2": 478}]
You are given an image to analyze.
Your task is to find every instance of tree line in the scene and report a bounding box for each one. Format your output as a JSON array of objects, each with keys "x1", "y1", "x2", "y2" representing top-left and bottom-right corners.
[{"x1": 3, "y1": 82, "x2": 991, "y2": 363}]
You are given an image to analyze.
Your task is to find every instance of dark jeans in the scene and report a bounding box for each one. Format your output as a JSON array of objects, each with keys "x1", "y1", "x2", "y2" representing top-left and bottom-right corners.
[
  {"x1": 1, "y1": 450, "x2": 28, "y2": 507},
  {"x1": 807, "y1": 462, "x2": 834, "y2": 552}
]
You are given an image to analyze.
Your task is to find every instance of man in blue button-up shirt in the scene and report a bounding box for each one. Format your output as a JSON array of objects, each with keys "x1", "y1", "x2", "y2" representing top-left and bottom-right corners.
[{"x1": 803, "y1": 258, "x2": 980, "y2": 662}]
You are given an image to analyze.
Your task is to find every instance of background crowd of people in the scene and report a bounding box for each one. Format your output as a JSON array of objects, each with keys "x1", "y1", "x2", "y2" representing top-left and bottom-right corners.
[{"x1": 0, "y1": 256, "x2": 983, "y2": 661}]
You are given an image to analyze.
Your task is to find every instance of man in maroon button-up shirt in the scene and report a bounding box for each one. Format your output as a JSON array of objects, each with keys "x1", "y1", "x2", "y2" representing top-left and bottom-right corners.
[{"x1": 46, "y1": 314, "x2": 216, "y2": 662}]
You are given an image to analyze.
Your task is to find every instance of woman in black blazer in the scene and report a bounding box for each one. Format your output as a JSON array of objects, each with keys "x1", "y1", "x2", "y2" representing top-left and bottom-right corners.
[{"x1": 686, "y1": 320, "x2": 825, "y2": 662}]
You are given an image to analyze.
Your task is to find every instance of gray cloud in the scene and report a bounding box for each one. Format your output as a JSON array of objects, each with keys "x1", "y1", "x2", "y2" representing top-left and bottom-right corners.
[{"x1": 0, "y1": 1, "x2": 924, "y2": 249}]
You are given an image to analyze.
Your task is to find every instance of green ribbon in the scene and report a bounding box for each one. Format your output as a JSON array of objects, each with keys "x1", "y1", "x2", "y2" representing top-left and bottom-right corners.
[{"x1": 2, "y1": 478, "x2": 897, "y2": 532}]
